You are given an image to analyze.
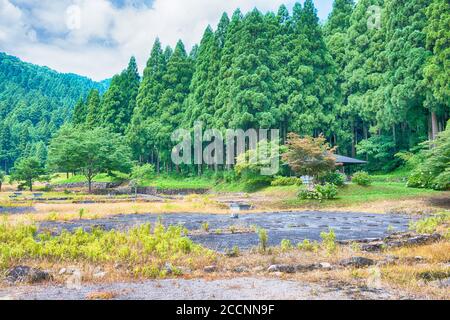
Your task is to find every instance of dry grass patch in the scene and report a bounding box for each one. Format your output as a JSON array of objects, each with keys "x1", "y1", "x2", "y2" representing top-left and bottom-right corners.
[{"x1": 86, "y1": 291, "x2": 118, "y2": 300}]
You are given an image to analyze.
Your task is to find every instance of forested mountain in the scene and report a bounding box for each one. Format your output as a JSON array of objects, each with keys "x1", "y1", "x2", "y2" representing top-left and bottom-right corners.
[
  {"x1": 0, "y1": 52, "x2": 107, "y2": 172},
  {"x1": 10, "y1": 0, "x2": 450, "y2": 175}
]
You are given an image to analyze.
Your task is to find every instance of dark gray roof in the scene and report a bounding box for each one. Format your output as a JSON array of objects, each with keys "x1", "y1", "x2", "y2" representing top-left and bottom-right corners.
[{"x1": 335, "y1": 155, "x2": 367, "y2": 165}]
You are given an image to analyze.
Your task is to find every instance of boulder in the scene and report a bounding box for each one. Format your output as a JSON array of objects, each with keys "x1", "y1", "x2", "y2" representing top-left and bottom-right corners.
[
  {"x1": 430, "y1": 277, "x2": 450, "y2": 289},
  {"x1": 318, "y1": 262, "x2": 333, "y2": 270},
  {"x1": 6, "y1": 266, "x2": 52, "y2": 284},
  {"x1": 204, "y1": 265, "x2": 217, "y2": 273},
  {"x1": 340, "y1": 257, "x2": 375, "y2": 268},
  {"x1": 267, "y1": 264, "x2": 296, "y2": 273}
]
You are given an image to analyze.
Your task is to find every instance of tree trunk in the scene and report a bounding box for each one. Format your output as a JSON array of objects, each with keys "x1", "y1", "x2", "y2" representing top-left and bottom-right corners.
[
  {"x1": 29, "y1": 179, "x2": 33, "y2": 192},
  {"x1": 0, "y1": 182, "x2": 2, "y2": 192},
  {"x1": 88, "y1": 178, "x2": 92, "y2": 193},
  {"x1": 351, "y1": 122, "x2": 356, "y2": 158},
  {"x1": 431, "y1": 111, "x2": 439, "y2": 140}
]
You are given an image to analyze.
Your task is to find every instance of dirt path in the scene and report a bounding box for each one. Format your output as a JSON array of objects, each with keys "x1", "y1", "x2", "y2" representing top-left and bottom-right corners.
[{"x1": 0, "y1": 277, "x2": 414, "y2": 300}]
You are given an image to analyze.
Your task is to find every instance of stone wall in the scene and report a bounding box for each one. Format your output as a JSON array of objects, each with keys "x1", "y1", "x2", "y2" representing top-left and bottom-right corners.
[{"x1": 51, "y1": 182, "x2": 122, "y2": 190}]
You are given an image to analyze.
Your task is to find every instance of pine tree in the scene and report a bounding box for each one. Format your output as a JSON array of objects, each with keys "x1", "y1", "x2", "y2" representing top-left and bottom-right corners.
[
  {"x1": 101, "y1": 57, "x2": 140, "y2": 134},
  {"x1": 85, "y1": 89, "x2": 101, "y2": 128},
  {"x1": 423, "y1": 0, "x2": 450, "y2": 137},
  {"x1": 128, "y1": 39, "x2": 167, "y2": 162},
  {"x1": 185, "y1": 26, "x2": 223, "y2": 128}
]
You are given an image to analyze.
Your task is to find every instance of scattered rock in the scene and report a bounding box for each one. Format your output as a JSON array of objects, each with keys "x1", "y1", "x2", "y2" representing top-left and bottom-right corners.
[
  {"x1": 361, "y1": 233, "x2": 442, "y2": 252},
  {"x1": 430, "y1": 277, "x2": 450, "y2": 289},
  {"x1": 340, "y1": 257, "x2": 375, "y2": 268},
  {"x1": 414, "y1": 256, "x2": 424, "y2": 261},
  {"x1": 361, "y1": 241, "x2": 385, "y2": 252},
  {"x1": 377, "y1": 255, "x2": 399, "y2": 266},
  {"x1": 58, "y1": 268, "x2": 67, "y2": 275},
  {"x1": 295, "y1": 264, "x2": 320, "y2": 272},
  {"x1": 319, "y1": 262, "x2": 333, "y2": 270},
  {"x1": 267, "y1": 264, "x2": 296, "y2": 274},
  {"x1": 204, "y1": 265, "x2": 217, "y2": 273},
  {"x1": 164, "y1": 263, "x2": 173, "y2": 275},
  {"x1": 233, "y1": 266, "x2": 247, "y2": 273},
  {"x1": 6, "y1": 266, "x2": 51, "y2": 284}
]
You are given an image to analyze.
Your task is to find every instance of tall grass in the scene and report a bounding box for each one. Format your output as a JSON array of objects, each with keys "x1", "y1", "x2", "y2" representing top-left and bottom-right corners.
[{"x1": 0, "y1": 222, "x2": 215, "y2": 276}]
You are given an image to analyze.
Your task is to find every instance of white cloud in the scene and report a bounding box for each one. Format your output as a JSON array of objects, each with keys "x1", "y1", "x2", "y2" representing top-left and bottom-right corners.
[{"x1": 0, "y1": 0, "x2": 330, "y2": 81}]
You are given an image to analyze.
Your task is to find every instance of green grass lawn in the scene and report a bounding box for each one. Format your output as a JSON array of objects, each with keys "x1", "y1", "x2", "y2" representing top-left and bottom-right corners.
[
  {"x1": 371, "y1": 167, "x2": 411, "y2": 183},
  {"x1": 141, "y1": 176, "x2": 214, "y2": 190},
  {"x1": 280, "y1": 182, "x2": 444, "y2": 208},
  {"x1": 51, "y1": 172, "x2": 128, "y2": 184}
]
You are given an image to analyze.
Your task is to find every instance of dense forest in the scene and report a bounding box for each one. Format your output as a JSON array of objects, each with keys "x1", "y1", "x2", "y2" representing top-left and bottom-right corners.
[
  {"x1": 2, "y1": 0, "x2": 450, "y2": 177},
  {"x1": 0, "y1": 52, "x2": 108, "y2": 172}
]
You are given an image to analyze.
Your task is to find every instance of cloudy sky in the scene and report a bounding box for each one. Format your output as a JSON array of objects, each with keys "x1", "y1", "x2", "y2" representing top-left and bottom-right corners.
[{"x1": 0, "y1": 0, "x2": 334, "y2": 81}]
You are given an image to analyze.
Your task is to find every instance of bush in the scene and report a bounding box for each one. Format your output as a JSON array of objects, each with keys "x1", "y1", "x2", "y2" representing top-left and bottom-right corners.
[
  {"x1": 280, "y1": 239, "x2": 293, "y2": 252},
  {"x1": 271, "y1": 176, "x2": 303, "y2": 186},
  {"x1": 297, "y1": 239, "x2": 319, "y2": 252},
  {"x1": 258, "y1": 228, "x2": 268, "y2": 252},
  {"x1": 316, "y1": 183, "x2": 338, "y2": 199},
  {"x1": 320, "y1": 228, "x2": 337, "y2": 255},
  {"x1": 298, "y1": 183, "x2": 338, "y2": 200},
  {"x1": 319, "y1": 171, "x2": 345, "y2": 187},
  {"x1": 352, "y1": 171, "x2": 372, "y2": 186}
]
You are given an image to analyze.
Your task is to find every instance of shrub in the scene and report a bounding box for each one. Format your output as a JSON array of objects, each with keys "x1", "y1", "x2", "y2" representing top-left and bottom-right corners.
[
  {"x1": 409, "y1": 212, "x2": 450, "y2": 234},
  {"x1": 319, "y1": 171, "x2": 345, "y2": 187},
  {"x1": 0, "y1": 222, "x2": 214, "y2": 273},
  {"x1": 298, "y1": 183, "x2": 338, "y2": 200},
  {"x1": 257, "y1": 228, "x2": 268, "y2": 252},
  {"x1": 280, "y1": 239, "x2": 293, "y2": 252},
  {"x1": 320, "y1": 228, "x2": 337, "y2": 255},
  {"x1": 316, "y1": 183, "x2": 338, "y2": 199},
  {"x1": 298, "y1": 188, "x2": 321, "y2": 200},
  {"x1": 352, "y1": 171, "x2": 372, "y2": 186},
  {"x1": 297, "y1": 239, "x2": 319, "y2": 252},
  {"x1": 201, "y1": 222, "x2": 210, "y2": 233},
  {"x1": 271, "y1": 176, "x2": 303, "y2": 187}
]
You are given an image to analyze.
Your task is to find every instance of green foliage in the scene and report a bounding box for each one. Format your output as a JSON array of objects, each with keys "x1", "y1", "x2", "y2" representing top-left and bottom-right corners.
[
  {"x1": 235, "y1": 140, "x2": 280, "y2": 189},
  {"x1": 316, "y1": 183, "x2": 339, "y2": 199},
  {"x1": 282, "y1": 133, "x2": 337, "y2": 178},
  {"x1": 352, "y1": 171, "x2": 372, "y2": 186},
  {"x1": 0, "y1": 170, "x2": 4, "y2": 192},
  {"x1": 320, "y1": 228, "x2": 337, "y2": 255},
  {"x1": 47, "y1": 126, "x2": 132, "y2": 192},
  {"x1": 280, "y1": 239, "x2": 293, "y2": 252},
  {"x1": 257, "y1": 228, "x2": 268, "y2": 252},
  {"x1": 3, "y1": 1, "x2": 450, "y2": 182},
  {"x1": 410, "y1": 212, "x2": 450, "y2": 234},
  {"x1": 0, "y1": 53, "x2": 106, "y2": 171},
  {"x1": 10, "y1": 157, "x2": 47, "y2": 191},
  {"x1": 201, "y1": 222, "x2": 210, "y2": 233},
  {"x1": 100, "y1": 57, "x2": 140, "y2": 134},
  {"x1": 319, "y1": 171, "x2": 345, "y2": 187},
  {"x1": 271, "y1": 176, "x2": 303, "y2": 187},
  {"x1": 0, "y1": 222, "x2": 213, "y2": 273},
  {"x1": 298, "y1": 183, "x2": 338, "y2": 200},
  {"x1": 130, "y1": 164, "x2": 155, "y2": 187},
  {"x1": 78, "y1": 208, "x2": 85, "y2": 220},
  {"x1": 407, "y1": 121, "x2": 450, "y2": 190},
  {"x1": 297, "y1": 239, "x2": 319, "y2": 252}
]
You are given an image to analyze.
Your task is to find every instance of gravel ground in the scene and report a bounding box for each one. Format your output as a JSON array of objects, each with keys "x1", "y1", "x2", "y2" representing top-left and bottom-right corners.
[{"x1": 0, "y1": 277, "x2": 413, "y2": 300}]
